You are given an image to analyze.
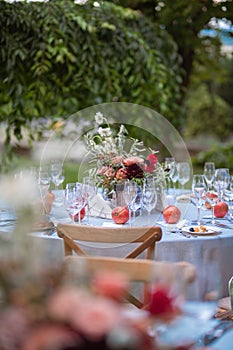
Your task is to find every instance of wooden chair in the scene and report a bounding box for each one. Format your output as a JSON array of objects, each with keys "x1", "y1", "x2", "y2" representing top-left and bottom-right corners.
[
  {"x1": 56, "y1": 223, "x2": 162, "y2": 260},
  {"x1": 64, "y1": 256, "x2": 196, "y2": 309}
]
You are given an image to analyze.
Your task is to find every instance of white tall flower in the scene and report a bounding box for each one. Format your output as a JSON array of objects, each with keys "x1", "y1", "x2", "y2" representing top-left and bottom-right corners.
[
  {"x1": 95, "y1": 112, "x2": 104, "y2": 125},
  {"x1": 98, "y1": 127, "x2": 112, "y2": 138}
]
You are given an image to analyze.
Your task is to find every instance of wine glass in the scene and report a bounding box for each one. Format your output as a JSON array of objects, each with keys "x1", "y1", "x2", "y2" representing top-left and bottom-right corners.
[
  {"x1": 64, "y1": 183, "x2": 85, "y2": 224},
  {"x1": 38, "y1": 167, "x2": 51, "y2": 200},
  {"x1": 177, "y1": 162, "x2": 191, "y2": 193},
  {"x1": 50, "y1": 160, "x2": 63, "y2": 191},
  {"x1": 225, "y1": 175, "x2": 233, "y2": 221},
  {"x1": 164, "y1": 157, "x2": 176, "y2": 194},
  {"x1": 214, "y1": 168, "x2": 230, "y2": 200},
  {"x1": 203, "y1": 162, "x2": 215, "y2": 191},
  {"x1": 82, "y1": 176, "x2": 98, "y2": 224},
  {"x1": 205, "y1": 188, "x2": 219, "y2": 225},
  {"x1": 123, "y1": 180, "x2": 140, "y2": 225},
  {"x1": 192, "y1": 174, "x2": 206, "y2": 225},
  {"x1": 142, "y1": 179, "x2": 157, "y2": 224}
]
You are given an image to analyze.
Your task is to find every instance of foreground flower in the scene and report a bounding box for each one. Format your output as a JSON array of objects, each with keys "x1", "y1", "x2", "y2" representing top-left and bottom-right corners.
[
  {"x1": 22, "y1": 324, "x2": 80, "y2": 350},
  {"x1": 92, "y1": 271, "x2": 129, "y2": 302},
  {"x1": 147, "y1": 283, "x2": 182, "y2": 322}
]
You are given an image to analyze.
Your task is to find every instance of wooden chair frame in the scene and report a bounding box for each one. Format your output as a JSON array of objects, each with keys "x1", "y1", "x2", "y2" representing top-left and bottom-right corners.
[
  {"x1": 56, "y1": 223, "x2": 162, "y2": 308},
  {"x1": 56, "y1": 223, "x2": 162, "y2": 260},
  {"x1": 64, "y1": 256, "x2": 196, "y2": 309}
]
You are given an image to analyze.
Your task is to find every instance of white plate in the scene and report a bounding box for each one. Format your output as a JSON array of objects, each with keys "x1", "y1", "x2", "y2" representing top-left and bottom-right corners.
[{"x1": 182, "y1": 226, "x2": 221, "y2": 235}]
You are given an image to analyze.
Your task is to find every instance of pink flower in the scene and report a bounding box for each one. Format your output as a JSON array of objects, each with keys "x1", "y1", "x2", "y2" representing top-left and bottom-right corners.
[
  {"x1": 123, "y1": 156, "x2": 144, "y2": 166},
  {"x1": 115, "y1": 167, "x2": 128, "y2": 181},
  {"x1": 47, "y1": 286, "x2": 86, "y2": 322},
  {"x1": 0, "y1": 307, "x2": 29, "y2": 349},
  {"x1": 92, "y1": 271, "x2": 129, "y2": 302},
  {"x1": 111, "y1": 156, "x2": 124, "y2": 166},
  {"x1": 97, "y1": 166, "x2": 115, "y2": 179},
  {"x1": 71, "y1": 296, "x2": 121, "y2": 340},
  {"x1": 147, "y1": 154, "x2": 158, "y2": 165},
  {"x1": 144, "y1": 154, "x2": 158, "y2": 173},
  {"x1": 22, "y1": 324, "x2": 80, "y2": 350}
]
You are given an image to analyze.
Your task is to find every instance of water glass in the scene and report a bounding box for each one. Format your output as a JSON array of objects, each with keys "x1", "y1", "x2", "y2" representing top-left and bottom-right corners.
[
  {"x1": 203, "y1": 162, "x2": 215, "y2": 191},
  {"x1": 214, "y1": 168, "x2": 230, "y2": 200},
  {"x1": 177, "y1": 162, "x2": 191, "y2": 193},
  {"x1": 164, "y1": 157, "x2": 176, "y2": 194},
  {"x1": 142, "y1": 179, "x2": 157, "y2": 224},
  {"x1": 192, "y1": 174, "x2": 206, "y2": 225},
  {"x1": 50, "y1": 160, "x2": 63, "y2": 190}
]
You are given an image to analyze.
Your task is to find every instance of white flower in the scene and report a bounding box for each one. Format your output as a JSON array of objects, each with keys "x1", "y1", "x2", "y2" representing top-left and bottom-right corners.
[
  {"x1": 95, "y1": 112, "x2": 104, "y2": 125},
  {"x1": 98, "y1": 127, "x2": 112, "y2": 138}
]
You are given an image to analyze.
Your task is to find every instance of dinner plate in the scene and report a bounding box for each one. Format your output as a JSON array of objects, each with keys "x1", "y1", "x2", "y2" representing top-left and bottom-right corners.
[{"x1": 182, "y1": 226, "x2": 221, "y2": 235}]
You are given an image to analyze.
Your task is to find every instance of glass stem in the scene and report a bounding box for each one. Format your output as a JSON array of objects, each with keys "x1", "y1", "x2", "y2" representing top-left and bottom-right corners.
[
  {"x1": 197, "y1": 206, "x2": 201, "y2": 225},
  {"x1": 211, "y1": 205, "x2": 215, "y2": 224}
]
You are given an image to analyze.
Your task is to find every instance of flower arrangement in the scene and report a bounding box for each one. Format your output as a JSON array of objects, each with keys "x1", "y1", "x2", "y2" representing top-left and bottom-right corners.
[
  {"x1": 84, "y1": 112, "x2": 165, "y2": 197},
  {"x1": 0, "y1": 248, "x2": 184, "y2": 350}
]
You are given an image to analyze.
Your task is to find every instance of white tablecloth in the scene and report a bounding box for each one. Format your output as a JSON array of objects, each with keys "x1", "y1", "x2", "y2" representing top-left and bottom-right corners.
[{"x1": 1, "y1": 194, "x2": 233, "y2": 301}]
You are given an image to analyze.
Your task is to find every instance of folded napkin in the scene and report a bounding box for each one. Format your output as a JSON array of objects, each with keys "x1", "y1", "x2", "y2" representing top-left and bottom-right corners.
[
  {"x1": 89, "y1": 193, "x2": 112, "y2": 219},
  {"x1": 176, "y1": 193, "x2": 191, "y2": 203}
]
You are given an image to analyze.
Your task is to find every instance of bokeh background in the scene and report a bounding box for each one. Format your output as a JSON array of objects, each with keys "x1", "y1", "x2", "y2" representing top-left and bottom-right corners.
[{"x1": 0, "y1": 0, "x2": 233, "y2": 181}]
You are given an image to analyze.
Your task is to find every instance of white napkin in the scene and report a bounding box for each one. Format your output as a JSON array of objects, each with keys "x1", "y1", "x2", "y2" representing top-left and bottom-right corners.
[{"x1": 89, "y1": 193, "x2": 112, "y2": 219}]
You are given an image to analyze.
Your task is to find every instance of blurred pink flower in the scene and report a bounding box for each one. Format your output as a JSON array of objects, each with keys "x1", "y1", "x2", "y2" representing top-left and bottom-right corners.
[
  {"x1": 0, "y1": 307, "x2": 29, "y2": 350},
  {"x1": 71, "y1": 296, "x2": 121, "y2": 340},
  {"x1": 92, "y1": 270, "x2": 129, "y2": 302},
  {"x1": 47, "y1": 286, "x2": 86, "y2": 322},
  {"x1": 22, "y1": 324, "x2": 81, "y2": 350}
]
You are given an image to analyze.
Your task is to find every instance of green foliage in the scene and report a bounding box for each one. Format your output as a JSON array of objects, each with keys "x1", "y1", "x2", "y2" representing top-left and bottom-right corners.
[
  {"x1": 183, "y1": 84, "x2": 233, "y2": 139},
  {"x1": 193, "y1": 143, "x2": 233, "y2": 172},
  {"x1": 0, "y1": 0, "x2": 183, "y2": 155}
]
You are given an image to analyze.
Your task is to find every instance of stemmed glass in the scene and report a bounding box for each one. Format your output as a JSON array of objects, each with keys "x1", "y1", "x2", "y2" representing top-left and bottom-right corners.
[
  {"x1": 50, "y1": 160, "x2": 63, "y2": 191},
  {"x1": 82, "y1": 176, "x2": 98, "y2": 224},
  {"x1": 164, "y1": 157, "x2": 176, "y2": 194},
  {"x1": 124, "y1": 180, "x2": 141, "y2": 225},
  {"x1": 203, "y1": 162, "x2": 215, "y2": 191},
  {"x1": 205, "y1": 188, "x2": 219, "y2": 225},
  {"x1": 38, "y1": 167, "x2": 51, "y2": 201},
  {"x1": 177, "y1": 162, "x2": 191, "y2": 193},
  {"x1": 225, "y1": 175, "x2": 233, "y2": 221},
  {"x1": 170, "y1": 162, "x2": 178, "y2": 191},
  {"x1": 142, "y1": 178, "x2": 157, "y2": 224},
  {"x1": 192, "y1": 174, "x2": 206, "y2": 225},
  {"x1": 214, "y1": 168, "x2": 230, "y2": 200},
  {"x1": 64, "y1": 183, "x2": 86, "y2": 224}
]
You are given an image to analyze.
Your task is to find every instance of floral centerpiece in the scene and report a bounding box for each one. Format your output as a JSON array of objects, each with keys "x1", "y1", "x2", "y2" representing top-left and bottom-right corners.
[{"x1": 84, "y1": 112, "x2": 166, "y2": 201}]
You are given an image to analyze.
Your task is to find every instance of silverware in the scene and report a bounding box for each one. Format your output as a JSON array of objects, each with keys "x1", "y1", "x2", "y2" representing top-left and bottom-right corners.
[
  {"x1": 214, "y1": 222, "x2": 233, "y2": 229},
  {"x1": 201, "y1": 320, "x2": 233, "y2": 345}
]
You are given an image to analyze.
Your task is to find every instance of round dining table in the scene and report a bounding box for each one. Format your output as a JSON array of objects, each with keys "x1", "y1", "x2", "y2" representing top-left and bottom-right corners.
[
  {"x1": 31, "y1": 195, "x2": 233, "y2": 300},
  {"x1": 1, "y1": 191, "x2": 233, "y2": 302}
]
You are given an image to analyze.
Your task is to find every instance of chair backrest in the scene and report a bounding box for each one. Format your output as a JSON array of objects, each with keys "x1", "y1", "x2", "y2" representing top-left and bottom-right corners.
[
  {"x1": 64, "y1": 256, "x2": 196, "y2": 309},
  {"x1": 56, "y1": 223, "x2": 162, "y2": 260}
]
